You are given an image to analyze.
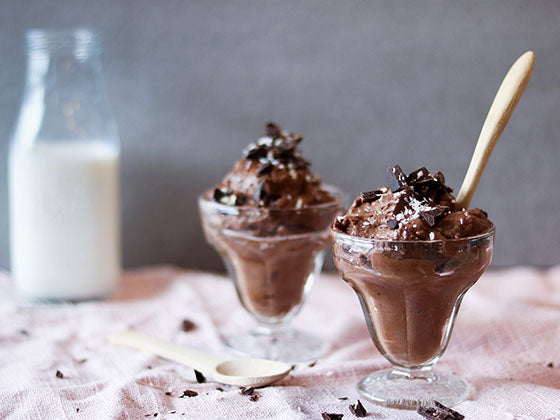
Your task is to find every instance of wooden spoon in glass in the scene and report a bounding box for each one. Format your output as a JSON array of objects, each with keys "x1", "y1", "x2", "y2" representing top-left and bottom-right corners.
[{"x1": 456, "y1": 51, "x2": 535, "y2": 209}]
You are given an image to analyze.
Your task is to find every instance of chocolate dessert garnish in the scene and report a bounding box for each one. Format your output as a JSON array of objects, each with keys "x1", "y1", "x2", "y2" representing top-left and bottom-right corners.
[
  {"x1": 321, "y1": 414, "x2": 343, "y2": 420},
  {"x1": 387, "y1": 219, "x2": 399, "y2": 229},
  {"x1": 18, "y1": 329, "x2": 29, "y2": 336},
  {"x1": 308, "y1": 361, "x2": 317, "y2": 368},
  {"x1": 360, "y1": 189, "x2": 383, "y2": 203},
  {"x1": 240, "y1": 387, "x2": 254, "y2": 395},
  {"x1": 165, "y1": 391, "x2": 172, "y2": 396},
  {"x1": 245, "y1": 145, "x2": 267, "y2": 160},
  {"x1": 213, "y1": 188, "x2": 228, "y2": 202},
  {"x1": 249, "y1": 394, "x2": 259, "y2": 402},
  {"x1": 417, "y1": 401, "x2": 464, "y2": 420},
  {"x1": 194, "y1": 370, "x2": 206, "y2": 383},
  {"x1": 265, "y1": 122, "x2": 282, "y2": 138},
  {"x1": 420, "y1": 207, "x2": 447, "y2": 227},
  {"x1": 407, "y1": 167, "x2": 431, "y2": 184},
  {"x1": 253, "y1": 180, "x2": 268, "y2": 204},
  {"x1": 337, "y1": 397, "x2": 348, "y2": 401},
  {"x1": 55, "y1": 370, "x2": 64, "y2": 379},
  {"x1": 257, "y1": 162, "x2": 274, "y2": 176},
  {"x1": 334, "y1": 216, "x2": 349, "y2": 232},
  {"x1": 547, "y1": 362, "x2": 554, "y2": 368},
  {"x1": 179, "y1": 390, "x2": 198, "y2": 398},
  {"x1": 386, "y1": 165, "x2": 408, "y2": 192},
  {"x1": 349, "y1": 400, "x2": 367, "y2": 417},
  {"x1": 181, "y1": 319, "x2": 196, "y2": 332}
]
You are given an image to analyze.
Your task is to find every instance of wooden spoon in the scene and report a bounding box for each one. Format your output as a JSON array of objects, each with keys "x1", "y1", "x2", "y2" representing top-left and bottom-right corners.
[
  {"x1": 456, "y1": 51, "x2": 535, "y2": 209},
  {"x1": 109, "y1": 330, "x2": 291, "y2": 387}
]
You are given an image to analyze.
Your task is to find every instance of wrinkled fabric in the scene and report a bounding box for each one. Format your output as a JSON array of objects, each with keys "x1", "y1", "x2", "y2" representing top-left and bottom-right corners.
[{"x1": 0, "y1": 266, "x2": 559, "y2": 420}]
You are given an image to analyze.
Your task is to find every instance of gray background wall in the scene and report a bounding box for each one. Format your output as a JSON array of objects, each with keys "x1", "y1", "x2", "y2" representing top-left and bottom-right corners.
[{"x1": 0, "y1": 0, "x2": 558, "y2": 271}]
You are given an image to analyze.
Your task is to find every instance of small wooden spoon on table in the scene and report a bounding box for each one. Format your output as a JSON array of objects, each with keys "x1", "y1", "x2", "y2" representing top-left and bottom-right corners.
[
  {"x1": 456, "y1": 51, "x2": 535, "y2": 209},
  {"x1": 109, "y1": 330, "x2": 291, "y2": 387}
]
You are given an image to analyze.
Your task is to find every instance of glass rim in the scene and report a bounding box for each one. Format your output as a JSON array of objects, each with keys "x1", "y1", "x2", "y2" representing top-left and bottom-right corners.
[
  {"x1": 331, "y1": 223, "x2": 495, "y2": 245},
  {"x1": 198, "y1": 184, "x2": 347, "y2": 213},
  {"x1": 25, "y1": 28, "x2": 101, "y2": 54}
]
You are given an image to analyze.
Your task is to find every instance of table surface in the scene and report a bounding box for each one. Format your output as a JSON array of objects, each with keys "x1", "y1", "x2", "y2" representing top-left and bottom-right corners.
[{"x1": 1, "y1": 266, "x2": 559, "y2": 420}]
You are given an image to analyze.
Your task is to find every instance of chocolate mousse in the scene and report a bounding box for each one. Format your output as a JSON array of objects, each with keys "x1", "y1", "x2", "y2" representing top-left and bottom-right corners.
[
  {"x1": 200, "y1": 123, "x2": 342, "y2": 322},
  {"x1": 332, "y1": 165, "x2": 494, "y2": 367}
]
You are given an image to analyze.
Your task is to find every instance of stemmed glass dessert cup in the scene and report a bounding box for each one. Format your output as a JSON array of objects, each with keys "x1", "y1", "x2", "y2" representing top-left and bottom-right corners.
[
  {"x1": 331, "y1": 226, "x2": 495, "y2": 409},
  {"x1": 199, "y1": 186, "x2": 344, "y2": 362}
]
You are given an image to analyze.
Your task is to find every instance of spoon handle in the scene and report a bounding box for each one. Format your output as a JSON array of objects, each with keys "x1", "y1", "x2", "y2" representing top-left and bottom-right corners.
[
  {"x1": 109, "y1": 330, "x2": 224, "y2": 375},
  {"x1": 456, "y1": 51, "x2": 535, "y2": 209}
]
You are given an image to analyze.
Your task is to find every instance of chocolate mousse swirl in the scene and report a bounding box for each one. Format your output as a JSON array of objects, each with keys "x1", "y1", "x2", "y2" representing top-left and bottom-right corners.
[
  {"x1": 212, "y1": 122, "x2": 334, "y2": 209},
  {"x1": 334, "y1": 165, "x2": 492, "y2": 240}
]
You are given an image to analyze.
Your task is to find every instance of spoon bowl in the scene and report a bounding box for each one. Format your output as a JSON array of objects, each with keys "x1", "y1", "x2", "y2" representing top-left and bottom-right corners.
[{"x1": 215, "y1": 358, "x2": 292, "y2": 387}]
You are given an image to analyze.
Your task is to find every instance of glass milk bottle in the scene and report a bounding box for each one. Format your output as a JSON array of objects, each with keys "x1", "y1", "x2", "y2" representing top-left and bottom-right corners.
[{"x1": 8, "y1": 29, "x2": 121, "y2": 300}]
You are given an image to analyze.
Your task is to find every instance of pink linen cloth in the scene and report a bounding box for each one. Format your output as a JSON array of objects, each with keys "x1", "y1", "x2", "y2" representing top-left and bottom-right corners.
[{"x1": 1, "y1": 266, "x2": 560, "y2": 420}]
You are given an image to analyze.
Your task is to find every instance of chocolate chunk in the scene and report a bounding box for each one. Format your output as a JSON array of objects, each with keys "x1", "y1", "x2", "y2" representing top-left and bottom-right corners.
[
  {"x1": 407, "y1": 167, "x2": 431, "y2": 184},
  {"x1": 165, "y1": 391, "x2": 172, "y2": 396},
  {"x1": 194, "y1": 370, "x2": 206, "y2": 383},
  {"x1": 334, "y1": 216, "x2": 349, "y2": 233},
  {"x1": 257, "y1": 162, "x2": 274, "y2": 176},
  {"x1": 360, "y1": 189, "x2": 384, "y2": 203},
  {"x1": 245, "y1": 145, "x2": 267, "y2": 160},
  {"x1": 179, "y1": 390, "x2": 198, "y2": 398},
  {"x1": 181, "y1": 319, "x2": 196, "y2": 332},
  {"x1": 349, "y1": 400, "x2": 367, "y2": 417},
  {"x1": 235, "y1": 195, "x2": 247, "y2": 206},
  {"x1": 253, "y1": 180, "x2": 268, "y2": 203},
  {"x1": 249, "y1": 394, "x2": 259, "y2": 402},
  {"x1": 265, "y1": 122, "x2": 282, "y2": 138},
  {"x1": 337, "y1": 397, "x2": 348, "y2": 401},
  {"x1": 308, "y1": 361, "x2": 317, "y2": 368},
  {"x1": 387, "y1": 219, "x2": 399, "y2": 229},
  {"x1": 76, "y1": 408, "x2": 80, "y2": 413},
  {"x1": 240, "y1": 387, "x2": 254, "y2": 395},
  {"x1": 419, "y1": 206, "x2": 447, "y2": 227},
  {"x1": 393, "y1": 196, "x2": 408, "y2": 214},
  {"x1": 386, "y1": 165, "x2": 408, "y2": 192},
  {"x1": 55, "y1": 370, "x2": 64, "y2": 379},
  {"x1": 213, "y1": 188, "x2": 228, "y2": 202},
  {"x1": 153, "y1": 414, "x2": 158, "y2": 418},
  {"x1": 417, "y1": 401, "x2": 464, "y2": 420},
  {"x1": 548, "y1": 362, "x2": 554, "y2": 368},
  {"x1": 321, "y1": 414, "x2": 343, "y2": 420}
]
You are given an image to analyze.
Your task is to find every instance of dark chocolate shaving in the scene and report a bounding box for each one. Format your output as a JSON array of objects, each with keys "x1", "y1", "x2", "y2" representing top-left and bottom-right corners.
[
  {"x1": 245, "y1": 145, "x2": 267, "y2": 160},
  {"x1": 253, "y1": 180, "x2": 268, "y2": 203},
  {"x1": 349, "y1": 400, "x2": 367, "y2": 417},
  {"x1": 386, "y1": 165, "x2": 408, "y2": 192},
  {"x1": 213, "y1": 188, "x2": 228, "y2": 202},
  {"x1": 165, "y1": 391, "x2": 172, "y2": 396},
  {"x1": 55, "y1": 370, "x2": 64, "y2": 379},
  {"x1": 334, "y1": 216, "x2": 350, "y2": 233},
  {"x1": 240, "y1": 387, "x2": 254, "y2": 395},
  {"x1": 321, "y1": 414, "x2": 343, "y2": 420},
  {"x1": 547, "y1": 362, "x2": 554, "y2": 368},
  {"x1": 387, "y1": 219, "x2": 399, "y2": 229},
  {"x1": 249, "y1": 394, "x2": 259, "y2": 402},
  {"x1": 407, "y1": 167, "x2": 431, "y2": 184},
  {"x1": 257, "y1": 162, "x2": 274, "y2": 176},
  {"x1": 181, "y1": 319, "x2": 196, "y2": 332},
  {"x1": 419, "y1": 206, "x2": 447, "y2": 227},
  {"x1": 18, "y1": 329, "x2": 29, "y2": 336},
  {"x1": 337, "y1": 397, "x2": 348, "y2": 401},
  {"x1": 417, "y1": 401, "x2": 464, "y2": 420},
  {"x1": 360, "y1": 189, "x2": 384, "y2": 203},
  {"x1": 216, "y1": 387, "x2": 224, "y2": 392},
  {"x1": 265, "y1": 122, "x2": 282, "y2": 138},
  {"x1": 308, "y1": 361, "x2": 317, "y2": 368},
  {"x1": 194, "y1": 370, "x2": 206, "y2": 383},
  {"x1": 393, "y1": 196, "x2": 408, "y2": 214},
  {"x1": 179, "y1": 390, "x2": 198, "y2": 398}
]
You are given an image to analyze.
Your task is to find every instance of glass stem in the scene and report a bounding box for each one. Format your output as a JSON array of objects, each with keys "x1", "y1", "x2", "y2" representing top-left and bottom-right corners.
[{"x1": 389, "y1": 365, "x2": 436, "y2": 382}]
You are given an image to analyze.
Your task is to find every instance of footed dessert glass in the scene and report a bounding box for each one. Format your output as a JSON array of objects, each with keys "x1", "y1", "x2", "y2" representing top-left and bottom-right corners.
[
  {"x1": 199, "y1": 186, "x2": 344, "y2": 362},
  {"x1": 331, "y1": 226, "x2": 495, "y2": 409}
]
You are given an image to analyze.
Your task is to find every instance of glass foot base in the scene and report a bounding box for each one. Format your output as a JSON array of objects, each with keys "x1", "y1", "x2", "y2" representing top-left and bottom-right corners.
[
  {"x1": 225, "y1": 327, "x2": 327, "y2": 363},
  {"x1": 357, "y1": 368, "x2": 469, "y2": 410}
]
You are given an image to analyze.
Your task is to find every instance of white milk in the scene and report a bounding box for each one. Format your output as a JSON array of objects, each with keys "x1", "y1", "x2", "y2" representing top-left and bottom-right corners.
[{"x1": 9, "y1": 141, "x2": 121, "y2": 300}]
